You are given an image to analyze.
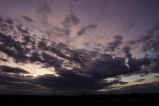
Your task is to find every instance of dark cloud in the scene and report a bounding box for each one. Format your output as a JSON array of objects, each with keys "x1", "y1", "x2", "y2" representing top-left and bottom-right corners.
[
  {"x1": 49, "y1": 14, "x2": 80, "y2": 44},
  {"x1": 0, "y1": 17, "x2": 79, "y2": 68},
  {"x1": 118, "y1": 81, "x2": 128, "y2": 85},
  {"x1": 0, "y1": 81, "x2": 46, "y2": 94},
  {"x1": 0, "y1": 57, "x2": 7, "y2": 62},
  {"x1": 63, "y1": 14, "x2": 80, "y2": 27},
  {"x1": 16, "y1": 24, "x2": 34, "y2": 44},
  {"x1": 105, "y1": 35, "x2": 123, "y2": 53},
  {"x1": 0, "y1": 17, "x2": 13, "y2": 25},
  {"x1": 134, "y1": 79, "x2": 146, "y2": 82},
  {"x1": 136, "y1": 24, "x2": 159, "y2": 73},
  {"x1": 0, "y1": 67, "x2": 104, "y2": 94},
  {"x1": 0, "y1": 33, "x2": 27, "y2": 62},
  {"x1": 35, "y1": 68, "x2": 130, "y2": 92},
  {"x1": 21, "y1": 16, "x2": 34, "y2": 22},
  {"x1": 138, "y1": 23, "x2": 159, "y2": 53},
  {"x1": 141, "y1": 54, "x2": 151, "y2": 66},
  {"x1": 155, "y1": 76, "x2": 159, "y2": 78},
  {"x1": 0, "y1": 29, "x2": 53, "y2": 67},
  {"x1": 41, "y1": 52, "x2": 62, "y2": 68},
  {"x1": 88, "y1": 54, "x2": 143, "y2": 79},
  {"x1": 0, "y1": 65, "x2": 29, "y2": 74},
  {"x1": 35, "y1": 71, "x2": 104, "y2": 92},
  {"x1": 126, "y1": 40, "x2": 136, "y2": 48},
  {"x1": 77, "y1": 24, "x2": 97, "y2": 36},
  {"x1": 0, "y1": 68, "x2": 31, "y2": 83},
  {"x1": 152, "y1": 55, "x2": 159, "y2": 72},
  {"x1": 59, "y1": 14, "x2": 80, "y2": 37},
  {"x1": 0, "y1": 65, "x2": 129, "y2": 94},
  {"x1": 51, "y1": 0, "x2": 80, "y2": 42},
  {"x1": 0, "y1": 27, "x2": 78, "y2": 69},
  {"x1": 107, "y1": 79, "x2": 128, "y2": 85},
  {"x1": 0, "y1": 17, "x2": 14, "y2": 34},
  {"x1": 122, "y1": 46, "x2": 132, "y2": 58},
  {"x1": 52, "y1": 26, "x2": 70, "y2": 37},
  {"x1": 0, "y1": 68, "x2": 48, "y2": 95}
]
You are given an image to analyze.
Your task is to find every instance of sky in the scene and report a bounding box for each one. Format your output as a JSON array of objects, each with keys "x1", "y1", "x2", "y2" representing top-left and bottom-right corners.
[{"x1": 0, "y1": 0, "x2": 159, "y2": 95}]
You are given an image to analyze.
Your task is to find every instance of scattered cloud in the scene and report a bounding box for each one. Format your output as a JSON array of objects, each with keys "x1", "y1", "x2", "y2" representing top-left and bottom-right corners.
[
  {"x1": 134, "y1": 79, "x2": 145, "y2": 82},
  {"x1": 137, "y1": 23, "x2": 159, "y2": 53},
  {"x1": 36, "y1": 1, "x2": 52, "y2": 25},
  {"x1": 77, "y1": 24, "x2": 97, "y2": 36},
  {"x1": 105, "y1": 35, "x2": 123, "y2": 53},
  {"x1": 21, "y1": 16, "x2": 34, "y2": 23}
]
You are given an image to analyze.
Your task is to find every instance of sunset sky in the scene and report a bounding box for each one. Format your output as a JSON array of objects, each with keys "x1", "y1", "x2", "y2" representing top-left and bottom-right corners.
[{"x1": 0, "y1": 0, "x2": 159, "y2": 95}]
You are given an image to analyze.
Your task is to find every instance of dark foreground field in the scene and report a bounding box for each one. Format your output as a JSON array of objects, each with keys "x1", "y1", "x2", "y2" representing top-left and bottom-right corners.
[{"x1": 0, "y1": 94, "x2": 159, "y2": 105}]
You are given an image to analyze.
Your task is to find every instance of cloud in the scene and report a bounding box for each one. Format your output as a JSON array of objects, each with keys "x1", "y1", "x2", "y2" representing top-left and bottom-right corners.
[
  {"x1": 0, "y1": 67, "x2": 31, "y2": 83},
  {"x1": 127, "y1": 40, "x2": 136, "y2": 46},
  {"x1": 109, "y1": 82, "x2": 159, "y2": 94},
  {"x1": 89, "y1": 57, "x2": 127, "y2": 78},
  {"x1": 52, "y1": 26, "x2": 71, "y2": 37},
  {"x1": 21, "y1": 16, "x2": 34, "y2": 23},
  {"x1": 134, "y1": 79, "x2": 145, "y2": 82},
  {"x1": 63, "y1": 14, "x2": 80, "y2": 27},
  {"x1": 0, "y1": 30, "x2": 56, "y2": 68},
  {"x1": 0, "y1": 17, "x2": 14, "y2": 34},
  {"x1": 46, "y1": 13, "x2": 80, "y2": 44},
  {"x1": 16, "y1": 25, "x2": 34, "y2": 44},
  {"x1": 0, "y1": 67, "x2": 48, "y2": 95},
  {"x1": 41, "y1": 52, "x2": 62, "y2": 67},
  {"x1": 0, "y1": 64, "x2": 130, "y2": 94},
  {"x1": 36, "y1": 1, "x2": 52, "y2": 25},
  {"x1": 105, "y1": 35, "x2": 123, "y2": 53},
  {"x1": 0, "y1": 33, "x2": 27, "y2": 62},
  {"x1": 155, "y1": 76, "x2": 159, "y2": 80},
  {"x1": 152, "y1": 55, "x2": 159, "y2": 72},
  {"x1": 87, "y1": 54, "x2": 143, "y2": 80},
  {"x1": 122, "y1": 46, "x2": 132, "y2": 58},
  {"x1": 35, "y1": 71, "x2": 105, "y2": 92},
  {"x1": 54, "y1": 0, "x2": 80, "y2": 39},
  {"x1": 59, "y1": 14, "x2": 80, "y2": 38},
  {"x1": 0, "y1": 22, "x2": 79, "y2": 70},
  {"x1": 137, "y1": 23, "x2": 159, "y2": 53},
  {"x1": 107, "y1": 79, "x2": 128, "y2": 85},
  {"x1": 0, "y1": 65, "x2": 29, "y2": 74},
  {"x1": 136, "y1": 23, "x2": 159, "y2": 73},
  {"x1": 77, "y1": 24, "x2": 97, "y2": 36},
  {"x1": 0, "y1": 57, "x2": 7, "y2": 62},
  {"x1": 141, "y1": 54, "x2": 151, "y2": 66}
]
